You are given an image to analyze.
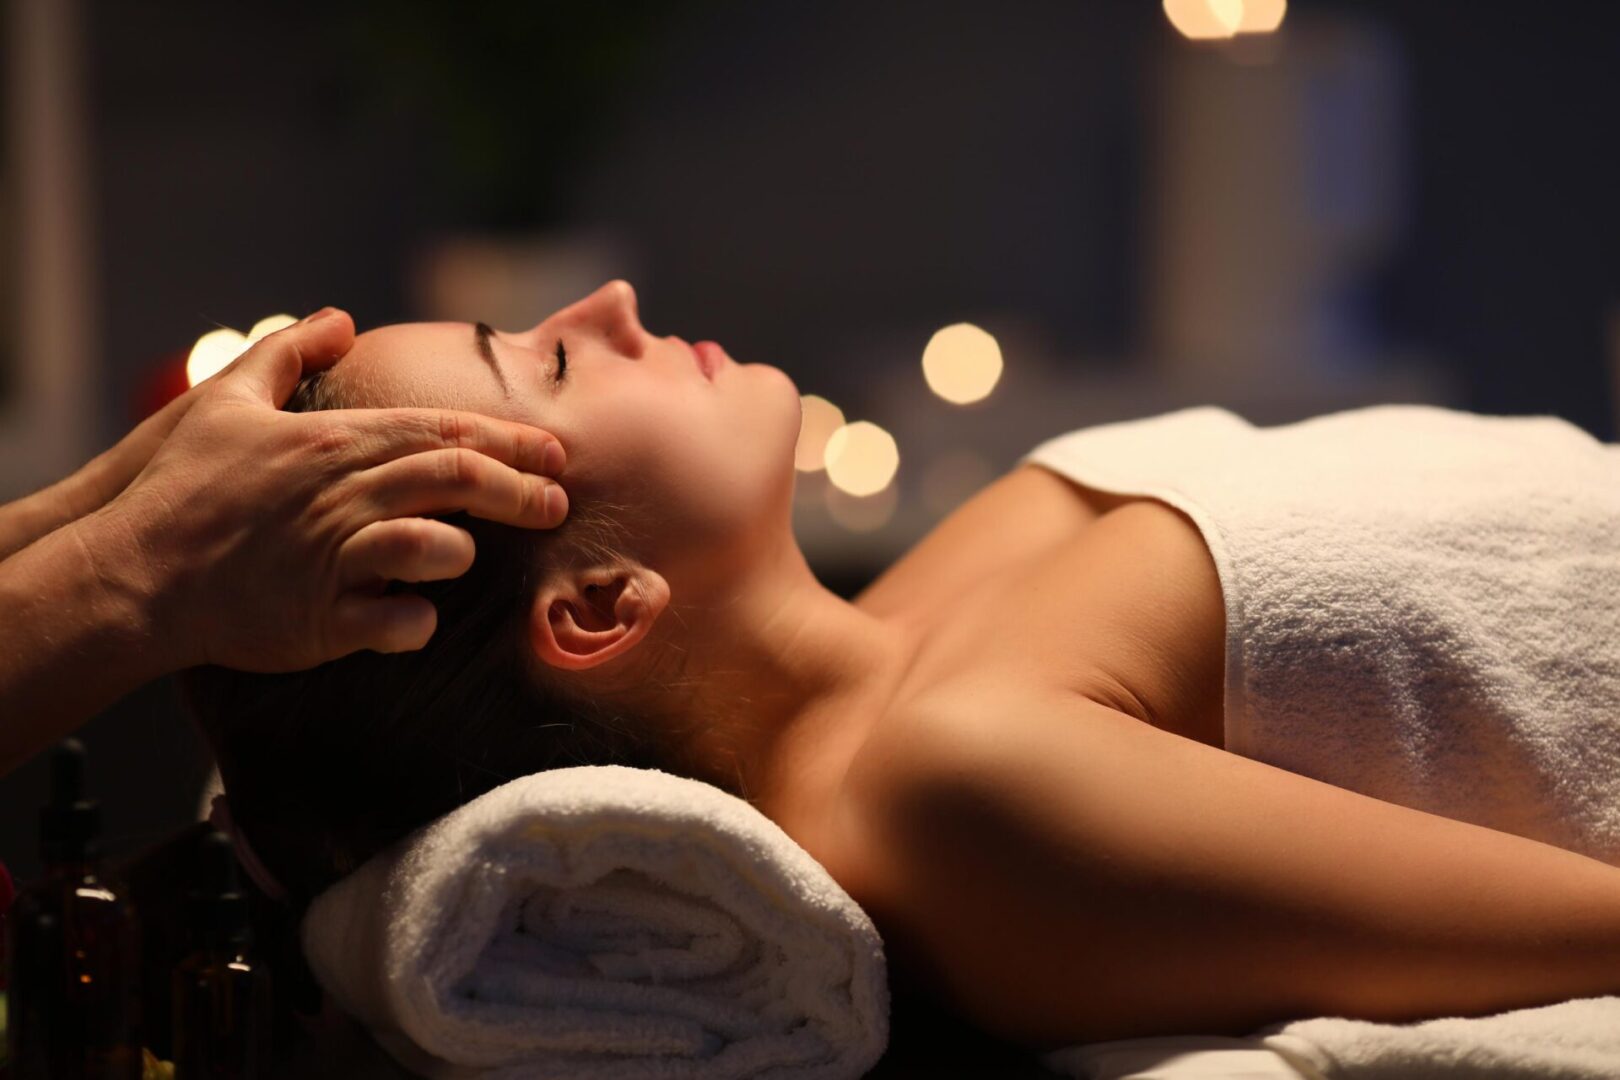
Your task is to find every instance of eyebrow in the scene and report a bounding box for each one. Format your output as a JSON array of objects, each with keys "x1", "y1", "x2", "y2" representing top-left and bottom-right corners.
[{"x1": 472, "y1": 321, "x2": 512, "y2": 397}]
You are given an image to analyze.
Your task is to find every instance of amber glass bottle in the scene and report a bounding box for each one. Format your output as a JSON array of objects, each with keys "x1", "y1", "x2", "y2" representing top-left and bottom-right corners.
[
  {"x1": 5, "y1": 738, "x2": 143, "y2": 1078},
  {"x1": 170, "y1": 831, "x2": 270, "y2": 1078}
]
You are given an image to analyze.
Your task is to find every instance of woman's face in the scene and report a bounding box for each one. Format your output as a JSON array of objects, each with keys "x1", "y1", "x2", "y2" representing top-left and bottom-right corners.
[{"x1": 334, "y1": 280, "x2": 805, "y2": 593}]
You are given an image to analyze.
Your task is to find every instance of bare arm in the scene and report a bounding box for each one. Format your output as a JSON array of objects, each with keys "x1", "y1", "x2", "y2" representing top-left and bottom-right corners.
[
  {"x1": 856, "y1": 693, "x2": 1620, "y2": 1049},
  {"x1": 0, "y1": 466, "x2": 114, "y2": 562},
  {"x1": 0, "y1": 379, "x2": 210, "y2": 562},
  {"x1": 0, "y1": 513, "x2": 174, "y2": 775}
]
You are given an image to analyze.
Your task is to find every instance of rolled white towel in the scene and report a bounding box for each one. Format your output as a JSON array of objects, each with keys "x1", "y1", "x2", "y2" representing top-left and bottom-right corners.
[{"x1": 298, "y1": 764, "x2": 890, "y2": 1080}]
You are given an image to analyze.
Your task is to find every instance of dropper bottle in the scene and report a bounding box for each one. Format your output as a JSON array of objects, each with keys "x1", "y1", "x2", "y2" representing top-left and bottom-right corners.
[
  {"x1": 170, "y1": 831, "x2": 271, "y2": 1078},
  {"x1": 4, "y1": 737, "x2": 143, "y2": 1078}
]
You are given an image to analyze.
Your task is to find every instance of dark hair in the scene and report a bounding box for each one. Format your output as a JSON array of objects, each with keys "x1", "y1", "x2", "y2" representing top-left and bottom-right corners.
[{"x1": 178, "y1": 368, "x2": 689, "y2": 914}]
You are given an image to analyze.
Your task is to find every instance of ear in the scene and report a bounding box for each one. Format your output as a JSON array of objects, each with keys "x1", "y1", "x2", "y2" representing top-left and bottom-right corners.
[{"x1": 527, "y1": 563, "x2": 671, "y2": 673}]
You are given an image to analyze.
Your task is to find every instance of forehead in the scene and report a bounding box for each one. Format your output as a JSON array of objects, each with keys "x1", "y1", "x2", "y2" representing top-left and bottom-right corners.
[{"x1": 339, "y1": 322, "x2": 506, "y2": 413}]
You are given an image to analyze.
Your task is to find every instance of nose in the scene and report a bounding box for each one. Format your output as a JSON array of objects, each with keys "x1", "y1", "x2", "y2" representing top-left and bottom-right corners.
[{"x1": 572, "y1": 279, "x2": 647, "y2": 358}]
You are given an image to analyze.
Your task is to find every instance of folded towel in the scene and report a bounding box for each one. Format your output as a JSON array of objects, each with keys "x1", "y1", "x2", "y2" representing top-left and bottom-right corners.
[{"x1": 298, "y1": 764, "x2": 890, "y2": 1080}]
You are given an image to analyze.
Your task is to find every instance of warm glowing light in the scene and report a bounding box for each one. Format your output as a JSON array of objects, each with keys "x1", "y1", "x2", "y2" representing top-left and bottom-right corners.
[
  {"x1": 186, "y1": 328, "x2": 249, "y2": 387},
  {"x1": 921, "y1": 323, "x2": 1003, "y2": 405},
  {"x1": 246, "y1": 313, "x2": 298, "y2": 342},
  {"x1": 824, "y1": 421, "x2": 899, "y2": 497},
  {"x1": 1163, "y1": 0, "x2": 1242, "y2": 40},
  {"x1": 795, "y1": 394, "x2": 847, "y2": 472},
  {"x1": 1236, "y1": 0, "x2": 1285, "y2": 32}
]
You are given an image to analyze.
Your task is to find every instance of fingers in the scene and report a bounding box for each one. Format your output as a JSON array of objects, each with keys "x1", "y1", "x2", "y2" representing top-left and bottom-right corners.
[
  {"x1": 336, "y1": 518, "x2": 477, "y2": 591},
  {"x1": 218, "y1": 308, "x2": 356, "y2": 407},
  {"x1": 307, "y1": 407, "x2": 567, "y2": 478},
  {"x1": 328, "y1": 591, "x2": 438, "y2": 656},
  {"x1": 351, "y1": 448, "x2": 568, "y2": 530}
]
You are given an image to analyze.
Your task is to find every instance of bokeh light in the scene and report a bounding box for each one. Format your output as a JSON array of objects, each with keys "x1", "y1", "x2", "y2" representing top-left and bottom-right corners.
[
  {"x1": 824, "y1": 420, "x2": 899, "y2": 497},
  {"x1": 921, "y1": 323, "x2": 1003, "y2": 405},
  {"x1": 795, "y1": 394, "x2": 847, "y2": 472},
  {"x1": 1163, "y1": 0, "x2": 1242, "y2": 40},
  {"x1": 185, "y1": 327, "x2": 249, "y2": 387},
  {"x1": 1164, "y1": 0, "x2": 1285, "y2": 39},
  {"x1": 1236, "y1": 0, "x2": 1286, "y2": 33},
  {"x1": 246, "y1": 313, "x2": 298, "y2": 342}
]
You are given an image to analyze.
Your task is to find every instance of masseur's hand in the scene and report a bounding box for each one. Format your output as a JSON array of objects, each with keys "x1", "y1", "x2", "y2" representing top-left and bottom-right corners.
[{"x1": 81, "y1": 306, "x2": 569, "y2": 672}]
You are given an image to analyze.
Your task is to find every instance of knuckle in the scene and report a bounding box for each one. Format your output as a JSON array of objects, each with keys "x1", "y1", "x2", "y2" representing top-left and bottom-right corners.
[
  {"x1": 306, "y1": 482, "x2": 348, "y2": 522},
  {"x1": 308, "y1": 418, "x2": 351, "y2": 460},
  {"x1": 442, "y1": 447, "x2": 483, "y2": 489},
  {"x1": 524, "y1": 476, "x2": 547, "y2": 520},
  {"x1": 438, "y1": 410, "x2": 469, "y2": 448},
  {"x1": 392, "y1": 520, "x2": 433, "y2": 559}
]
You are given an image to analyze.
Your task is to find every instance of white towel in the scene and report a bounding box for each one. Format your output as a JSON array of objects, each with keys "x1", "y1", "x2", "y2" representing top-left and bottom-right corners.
[
  {"x1": 1038, "y1": 998, "x2": 1620, "y2": 1080},
  {"x1": 1255, "y1": 996, "x2": 1620, "y2": 1079},
  {"x1": 1019, "y1": 405, "x2": 1620, "y2": 1078},
  {"x1": 1021, "y1": 404, "x2": 1620, "y2": 863},
  {"x1": 297, "y1": 764, "x2": 890, "y2": 1080}
]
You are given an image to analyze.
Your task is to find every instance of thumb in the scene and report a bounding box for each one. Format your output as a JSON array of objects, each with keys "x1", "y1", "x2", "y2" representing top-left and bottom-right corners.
[
  {"x1": 219, "y1": 308, "x2": 356, "y2": 408},
  {"x1": 328, "y1": 591, "x2": 439, "y2": 658}
]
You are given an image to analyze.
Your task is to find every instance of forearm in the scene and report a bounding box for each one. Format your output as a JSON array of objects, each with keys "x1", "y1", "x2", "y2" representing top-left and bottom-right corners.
[
  {"x1": 0, "y1": 511, "x2": 177, "y2": 777},
  {"x1": 901, "y1": 710, "x2": 1620, "y2": 1047},
  {"x1": 1073, "y1": 733, "x2": 1620, "y2": 1040},
  {"x1": 0, "y1": 468, "x2": 105, "y2": 562}
]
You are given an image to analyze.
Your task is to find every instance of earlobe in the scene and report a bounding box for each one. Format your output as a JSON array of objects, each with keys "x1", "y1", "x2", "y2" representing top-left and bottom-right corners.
[{"x1": 527, "y1": 566, "x2": 669, "y2": 673}]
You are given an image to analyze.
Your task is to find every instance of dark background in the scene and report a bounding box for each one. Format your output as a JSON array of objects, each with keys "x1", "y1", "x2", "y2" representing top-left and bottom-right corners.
[{"x1": 3, "y1": 0, "x2": 1618, "y2": 971}]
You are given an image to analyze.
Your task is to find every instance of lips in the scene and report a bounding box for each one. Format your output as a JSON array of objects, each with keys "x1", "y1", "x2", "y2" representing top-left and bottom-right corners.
[{"x1": 693, "y1": 340, "x2": 726, "y2": 380}]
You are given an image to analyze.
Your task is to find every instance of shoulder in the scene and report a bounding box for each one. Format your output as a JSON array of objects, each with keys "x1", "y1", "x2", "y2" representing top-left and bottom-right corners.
[
  {"x1": 844, "y1": 682, "x2": 1145, "y2": 854},
  {"x1": 832, "y1": 688, "x2": 1156, "y2": 1045}
]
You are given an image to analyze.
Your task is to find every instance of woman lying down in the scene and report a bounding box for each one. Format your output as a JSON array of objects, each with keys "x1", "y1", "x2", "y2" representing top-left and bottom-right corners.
[{"x1": 182, "y1": 278, "x2": 1620, "y2": 1050}]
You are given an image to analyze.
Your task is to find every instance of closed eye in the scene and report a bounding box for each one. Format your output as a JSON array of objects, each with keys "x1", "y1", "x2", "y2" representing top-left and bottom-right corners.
[{"x1": 553, "y1": 339, "x2": 568, "y2": 383}]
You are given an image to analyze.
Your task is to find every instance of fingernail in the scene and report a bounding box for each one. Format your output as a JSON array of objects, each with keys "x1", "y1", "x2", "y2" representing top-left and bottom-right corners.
[
  {"x1": 544, "y1": 482, "x2": 568, "y2": 523},
  {"x1": 302, "y1": 306, "x2": 337, "y2": 324},
  {"x1": 543, "y1": 441, "x2": 566, "y2": 475}
]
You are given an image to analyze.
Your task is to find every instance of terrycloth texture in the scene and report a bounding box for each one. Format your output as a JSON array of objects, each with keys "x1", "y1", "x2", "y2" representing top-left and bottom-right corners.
[
  {"x1": 1020, "y1": 404, "x2": 1620, "y2": 1079},
  {"x1": 1254, "y1": 996, "x2": 1620, "y2": 1079},
  {"x1": 1040, "y1": 998, "x2": 1620, "y2": 1080},
  {"x1": 1021, "y1": 403, "x2": 1620, "y2": 861},
  {"x1": 299, "y1": 765, "x2": 889, "y2": 1080}
]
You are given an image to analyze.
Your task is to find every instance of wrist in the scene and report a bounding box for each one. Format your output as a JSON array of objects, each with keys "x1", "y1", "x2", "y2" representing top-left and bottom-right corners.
[
  {"x1": 0, "y1": 509, "x2": 183, "y2": 773},
  {"x1": 64, "y1": 505, "x2": 194, "y2": 675}
]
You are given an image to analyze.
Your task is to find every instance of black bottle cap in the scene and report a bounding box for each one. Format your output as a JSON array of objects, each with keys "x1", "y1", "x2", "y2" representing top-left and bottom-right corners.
[
  {"x1": 40, "y1": 737, "x2": 101, "y2": 865},
  {"x1": 187, "y1": 829, "x2": 254, "y2": 950}
]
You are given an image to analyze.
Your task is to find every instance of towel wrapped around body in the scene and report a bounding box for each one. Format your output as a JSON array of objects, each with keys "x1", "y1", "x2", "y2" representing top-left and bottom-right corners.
[
  {"x1": 1019, "y1": 404, "x2": 1620, "y2": 1078},
  {"x1": 1021, "y1": 403, "x2": 1620, "y2": 863},
  {"x1": 299, "y1": 764, "x2": 890, "y2": 1080}
]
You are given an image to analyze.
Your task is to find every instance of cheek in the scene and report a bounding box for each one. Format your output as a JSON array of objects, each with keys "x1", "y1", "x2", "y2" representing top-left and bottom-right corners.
[{"x1": 590, "y1": 380, "x2": 795, "y2": 532}]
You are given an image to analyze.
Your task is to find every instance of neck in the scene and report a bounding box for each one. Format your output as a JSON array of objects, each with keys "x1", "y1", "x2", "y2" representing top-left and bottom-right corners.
[{"x1": 628, "y1": 536, "x2": 921, "y2": 820}]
